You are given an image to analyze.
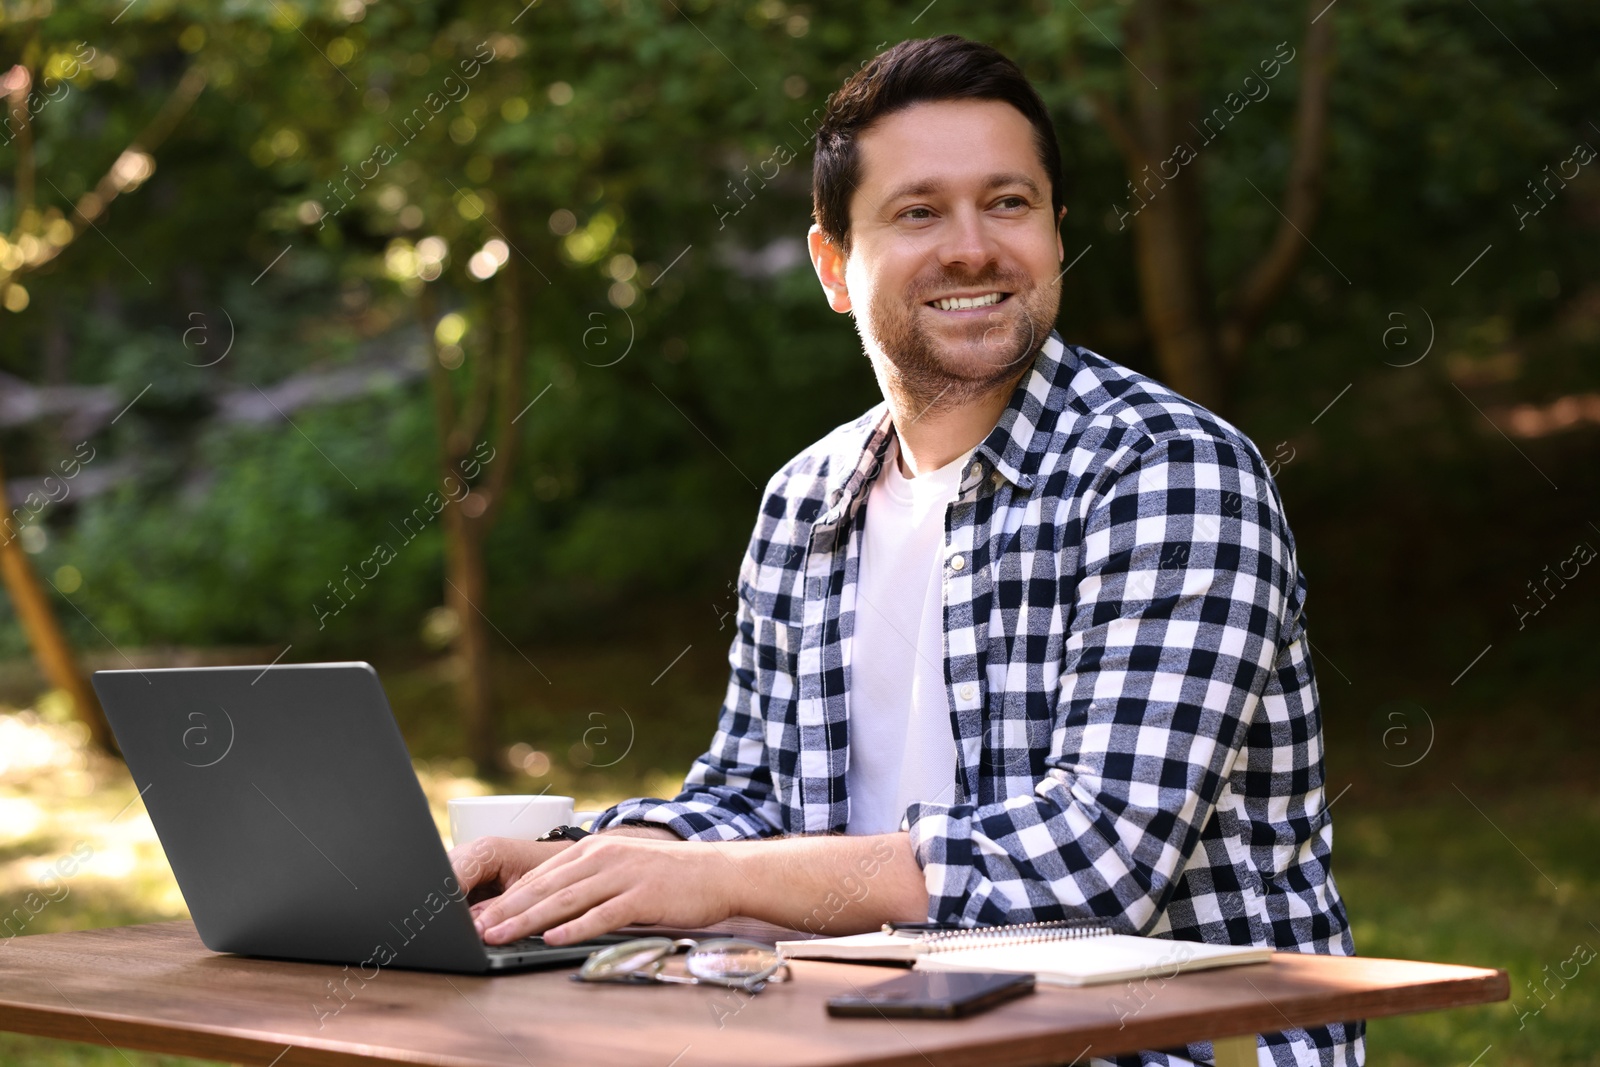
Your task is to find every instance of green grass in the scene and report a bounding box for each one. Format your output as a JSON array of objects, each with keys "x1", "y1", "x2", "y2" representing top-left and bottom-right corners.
[
  {"x1": 1338, "y1": 790, "x2": 1600, "y2": 1065},
  {"x1": 0, "y1": 1038, "x2": 219, "y2": 1067}
]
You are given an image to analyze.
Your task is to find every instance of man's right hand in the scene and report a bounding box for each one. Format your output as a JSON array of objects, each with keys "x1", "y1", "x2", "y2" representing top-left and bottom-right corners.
[
  {"x1": 448, "y1": 825, "x2": 684, "y2": 923},
  {"x1": 448, "y1": 836, "x2": 571, "y2": 911}
]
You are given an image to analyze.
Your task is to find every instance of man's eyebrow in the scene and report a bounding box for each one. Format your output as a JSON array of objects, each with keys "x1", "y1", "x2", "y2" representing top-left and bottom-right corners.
[{"x1": 879, "y1": 172, "x2": 1043, "y2": 208}]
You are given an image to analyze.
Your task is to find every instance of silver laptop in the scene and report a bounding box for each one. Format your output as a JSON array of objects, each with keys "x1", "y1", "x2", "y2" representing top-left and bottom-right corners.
[{"x1": 93, "y1": 661, "x2": 629, "y2": 973}]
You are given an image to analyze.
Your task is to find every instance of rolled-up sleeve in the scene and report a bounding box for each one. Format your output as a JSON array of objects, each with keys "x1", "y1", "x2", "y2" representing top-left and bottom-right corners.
[
  {"x1": 592, "y1": 524, "x2": 785, "y2": 841},
  {"x1": 905, "y1": 431, "x2": 1292, "y2": 930}
]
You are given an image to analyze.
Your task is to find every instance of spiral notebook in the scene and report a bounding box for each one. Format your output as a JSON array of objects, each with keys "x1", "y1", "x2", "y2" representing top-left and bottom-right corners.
[{"x1": 775, "y1": 920, "x2": 1272, "y2": 988}]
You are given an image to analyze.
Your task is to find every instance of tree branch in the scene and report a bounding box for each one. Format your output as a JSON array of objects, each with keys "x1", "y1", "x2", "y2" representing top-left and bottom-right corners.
[
  {"x1": 1094, "y1": 92, "x2": 1151, "y2": 173},
  {"x1": 453, "y1": 315, "x2": 496, "y2": 460},
  {"x1": 420, "y1": 285, "x2": 460, "y2": 473},
  {"x1": 1220, "y1": 4, "x2": 1335, "y2": 365},
  {"x1": 63, "y1": 66, "x2": 206, "y2": 248},
  {"x1": 6, "y1": 63, "x2": 207, "y2": 282},
  {"x1": 1065, "y1": 47, "x2": 1148, "y2": 173},
  {"x1": 1090, "y1": 91, "x2": 1148, "y2": 173},
  {"x1": 476, "y1": 206, "x2": 527, "y2": 531},
  {"x1": 4, "y1": 65, "x2": 37, "y2": 223}
]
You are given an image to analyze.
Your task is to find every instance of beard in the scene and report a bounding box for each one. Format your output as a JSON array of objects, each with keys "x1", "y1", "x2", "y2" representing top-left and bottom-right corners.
[{"x1": 854, "y1": 263, "x2": 1061, "y2": 423}]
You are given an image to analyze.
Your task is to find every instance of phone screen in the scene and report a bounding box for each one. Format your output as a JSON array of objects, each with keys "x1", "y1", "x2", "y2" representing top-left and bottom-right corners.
[{"x1": 826, "y1": 970, "x2": 1035, "y2": 1018}]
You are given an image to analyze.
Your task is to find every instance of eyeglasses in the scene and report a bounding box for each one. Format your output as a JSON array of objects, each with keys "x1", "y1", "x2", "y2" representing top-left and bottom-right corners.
[{"x1": 574, "y1": 937, "x2": 790, "y2": 993}]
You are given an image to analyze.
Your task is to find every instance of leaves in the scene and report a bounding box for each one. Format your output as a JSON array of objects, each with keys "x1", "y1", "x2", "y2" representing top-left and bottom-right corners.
[{"x1": 0, "y1": 0, "x2": 1594, "y2": 654}]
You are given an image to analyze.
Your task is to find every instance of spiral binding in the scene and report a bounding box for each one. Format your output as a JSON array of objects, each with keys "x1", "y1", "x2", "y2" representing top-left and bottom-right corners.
[{"x1": 920, "y1": 918, "x2": 1113, "y2": 952}]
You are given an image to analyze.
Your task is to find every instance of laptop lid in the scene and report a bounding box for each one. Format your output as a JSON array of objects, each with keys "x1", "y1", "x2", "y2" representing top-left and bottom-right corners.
[{"x1": 94, "y1": 661, "x2": 497, "y2": 973}]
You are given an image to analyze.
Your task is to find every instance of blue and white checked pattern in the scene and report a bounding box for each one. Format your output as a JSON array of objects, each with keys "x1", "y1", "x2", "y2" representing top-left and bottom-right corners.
[{"x1": 596, "y1": 334, "x2": 1362, "y2": 1066}]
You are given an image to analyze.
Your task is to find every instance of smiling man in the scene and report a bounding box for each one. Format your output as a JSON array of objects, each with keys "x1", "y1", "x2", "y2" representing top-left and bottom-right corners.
[{"x1": 452, "y1": 35, "x2": 1361, "y2": 1067}]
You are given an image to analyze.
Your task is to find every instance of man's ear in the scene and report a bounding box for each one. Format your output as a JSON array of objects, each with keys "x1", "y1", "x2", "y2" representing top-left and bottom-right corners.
[
  {"x1": 807, "y1": 223, "x2": 852, "y2": 314},
  {"x1": 1056, "y1": 205, "x2": 1068, "y2": 263}
]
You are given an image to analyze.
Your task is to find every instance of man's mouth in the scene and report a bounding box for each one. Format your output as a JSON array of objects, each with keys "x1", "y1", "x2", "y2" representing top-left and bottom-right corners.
[{"x1": 926, "y1": 291, "x2": 1010, "y2": 312}]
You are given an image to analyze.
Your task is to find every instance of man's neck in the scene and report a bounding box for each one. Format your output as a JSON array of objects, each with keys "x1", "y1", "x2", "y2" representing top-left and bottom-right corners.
[
  {"x1": 883, "y1": 366, "x2": 1032, "y2": 479},
  {"x1": 889, "y1": 396, "x2": 993, "y2": 478}
]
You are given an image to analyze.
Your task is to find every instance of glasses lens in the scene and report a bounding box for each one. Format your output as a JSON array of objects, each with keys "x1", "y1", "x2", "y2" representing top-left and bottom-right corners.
[
  {"x1": 579, "y1": 937, "x2": 676, "y2": 981},
  {"x1": 684, "y1": 939, "x2": 783, "y2": 982}
]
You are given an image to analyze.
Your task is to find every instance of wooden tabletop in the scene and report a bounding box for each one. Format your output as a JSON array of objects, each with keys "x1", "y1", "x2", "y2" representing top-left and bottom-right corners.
[{"x1": 0, "y1": 921, "x2": 1507, "y2": 1067}]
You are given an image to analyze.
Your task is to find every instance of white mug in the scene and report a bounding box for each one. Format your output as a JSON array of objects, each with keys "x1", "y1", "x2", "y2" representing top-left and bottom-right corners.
[{"x1": 447, "y1": 795, "x2": 601, "y2": 848}]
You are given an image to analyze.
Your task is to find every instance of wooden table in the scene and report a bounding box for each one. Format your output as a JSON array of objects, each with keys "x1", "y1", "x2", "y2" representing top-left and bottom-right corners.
[{"x1": 0, "y1": 921, "x2": 1507, "y2": 1067}]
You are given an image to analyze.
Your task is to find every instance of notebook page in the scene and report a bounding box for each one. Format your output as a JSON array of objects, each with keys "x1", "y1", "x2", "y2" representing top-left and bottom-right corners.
[
  {"x1": 913, "y1": 935, "x2": 1273, "y2": 987},
  {"x1": 774, "y1": 931, "x2": 923, "y2": 961}
]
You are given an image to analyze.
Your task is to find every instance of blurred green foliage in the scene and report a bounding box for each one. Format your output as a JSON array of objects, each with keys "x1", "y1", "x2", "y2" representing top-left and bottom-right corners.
[{"x1": 0, "y1": 0, "x2": 1595, "y2": 663}]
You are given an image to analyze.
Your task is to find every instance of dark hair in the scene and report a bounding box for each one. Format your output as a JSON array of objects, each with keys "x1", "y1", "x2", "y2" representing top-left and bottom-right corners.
[{"x1": 811, "y1": 35, "x2": 1065, "y2": 253}]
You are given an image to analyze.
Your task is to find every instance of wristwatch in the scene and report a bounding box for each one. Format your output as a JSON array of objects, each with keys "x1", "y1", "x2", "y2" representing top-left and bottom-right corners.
[{"x1": 537, "y1": 824, "x2": 593, "y2": 842}]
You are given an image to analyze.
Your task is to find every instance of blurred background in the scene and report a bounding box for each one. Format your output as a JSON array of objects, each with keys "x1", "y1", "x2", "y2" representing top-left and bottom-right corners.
[{"x1": 1, "y1": 0, "x2": 1596, "y2": 1063}]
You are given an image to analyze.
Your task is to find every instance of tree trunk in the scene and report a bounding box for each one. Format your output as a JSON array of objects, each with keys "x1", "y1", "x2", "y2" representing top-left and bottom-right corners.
[
  {"x1": 0, "y1": 453, "x2": 115, "y2": 752},
  {"x1": 0, "y1": 58, "x2": 203, "y2": 755},
  {"x1": 1124, "y1": 0, "x2": 1227, "y2": 411},
  {"x1": 1128, "y1": 190, "x2": 1226, "y2": 409},
  {"x1": 422, "y1": 204, "x2": 529, "y2": 775},
  {"x1": 1219, "y1": 9, "x2": 1336, "y2": 366},
  {"x1": 1091, "y1": 0, "x2": 1336, "y2": 413},
  {"x1": 442, "y1": 502, "x2": 496, "y2": 771}
]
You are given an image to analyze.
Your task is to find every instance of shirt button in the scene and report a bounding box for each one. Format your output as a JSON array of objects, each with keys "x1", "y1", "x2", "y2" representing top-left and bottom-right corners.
[
  {"x1": 969, "y1": 462, "x2": 982, "y2": 480},
  {"x1": 949, "y1": 554, "x2": 965, "y2": 571},
  {"x1": 958, "y1": 684, "x2": 977, "y2": 702}
]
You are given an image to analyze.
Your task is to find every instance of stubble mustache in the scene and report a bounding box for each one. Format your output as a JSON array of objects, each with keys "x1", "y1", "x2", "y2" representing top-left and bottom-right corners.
[{"x1": 865, "y1": 265, "x2": 1056, "y2": 419}]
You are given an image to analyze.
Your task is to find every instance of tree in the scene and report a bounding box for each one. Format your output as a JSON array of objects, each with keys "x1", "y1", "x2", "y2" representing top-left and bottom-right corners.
[
  {"x1": 1083, "y1": 0, "x2": 1334, "y2": 410},
  {"x1": 1, "y1": 46, "x2": 205, "y2": 751},
  {"x1": 0, "y1": 449, "x2": 113, "y2": 748},
  {"x1": 417, "y1": 198, "x2": 531, "y2": 773},
  {"x1": 3, "y1": 0, "x2": 1593, "y2": 783}
]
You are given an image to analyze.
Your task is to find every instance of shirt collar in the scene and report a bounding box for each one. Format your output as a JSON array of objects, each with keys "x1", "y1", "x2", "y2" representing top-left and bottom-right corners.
[{"x1": 818, "y1": 331, "x2": 1079, "y2": 525}]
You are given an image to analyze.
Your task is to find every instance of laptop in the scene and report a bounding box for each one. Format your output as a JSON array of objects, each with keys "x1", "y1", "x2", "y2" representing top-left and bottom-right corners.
[{"x1": 92, "y1": 661, "x2": 631, "y2": 973}]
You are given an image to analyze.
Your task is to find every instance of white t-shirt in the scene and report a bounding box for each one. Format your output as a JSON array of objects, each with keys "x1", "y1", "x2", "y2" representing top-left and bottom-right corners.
[{"x1": 845, "y1": 432, "x2": 966, "y2": 834}]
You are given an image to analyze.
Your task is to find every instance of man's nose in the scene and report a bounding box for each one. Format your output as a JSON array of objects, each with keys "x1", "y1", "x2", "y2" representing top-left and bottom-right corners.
[{"x1": 935, "y1": 207, "x2": 1000, "y2": 272}]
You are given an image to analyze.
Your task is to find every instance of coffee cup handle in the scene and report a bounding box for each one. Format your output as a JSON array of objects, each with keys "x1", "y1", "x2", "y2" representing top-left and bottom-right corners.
[{"x1": 573, "y1": 810, "x2": 602, "y2": 831}]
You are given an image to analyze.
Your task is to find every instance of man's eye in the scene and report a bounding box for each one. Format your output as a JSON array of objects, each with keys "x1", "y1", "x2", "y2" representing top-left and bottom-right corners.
[
  {"x1": 899, "y1": 207, "x2": 934, "y2": 221},
  {"x1": 996, "y1": 196, "x2": 1028, "y2": 210}
]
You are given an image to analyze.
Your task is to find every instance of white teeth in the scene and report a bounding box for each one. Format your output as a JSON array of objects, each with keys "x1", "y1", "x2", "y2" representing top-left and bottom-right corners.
[{"x1": 932, "y1": 292, "x2": 1004, "y2": 311}]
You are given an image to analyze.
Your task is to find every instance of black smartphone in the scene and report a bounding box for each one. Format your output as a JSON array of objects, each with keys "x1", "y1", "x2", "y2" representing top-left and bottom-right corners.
[{"x1": 826, "y1": 970, "x2": 1035, "y2": 1019}]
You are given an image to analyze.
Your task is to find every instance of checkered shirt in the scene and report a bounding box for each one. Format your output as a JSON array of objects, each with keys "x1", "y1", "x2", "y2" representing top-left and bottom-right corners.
[{"x1": 596, "y1": 333, "x2": 1363, "y2": 1066}]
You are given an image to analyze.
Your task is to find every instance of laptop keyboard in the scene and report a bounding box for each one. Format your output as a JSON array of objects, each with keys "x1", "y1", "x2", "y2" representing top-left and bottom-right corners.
[{"x1": 488, "y1": 936, "x2": 550, "y2": 955}]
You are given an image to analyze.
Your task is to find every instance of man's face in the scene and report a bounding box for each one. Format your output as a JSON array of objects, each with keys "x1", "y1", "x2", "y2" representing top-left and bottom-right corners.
[{"x1": 809, "y1": 98, "x2": 1065, "y2": 411}]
